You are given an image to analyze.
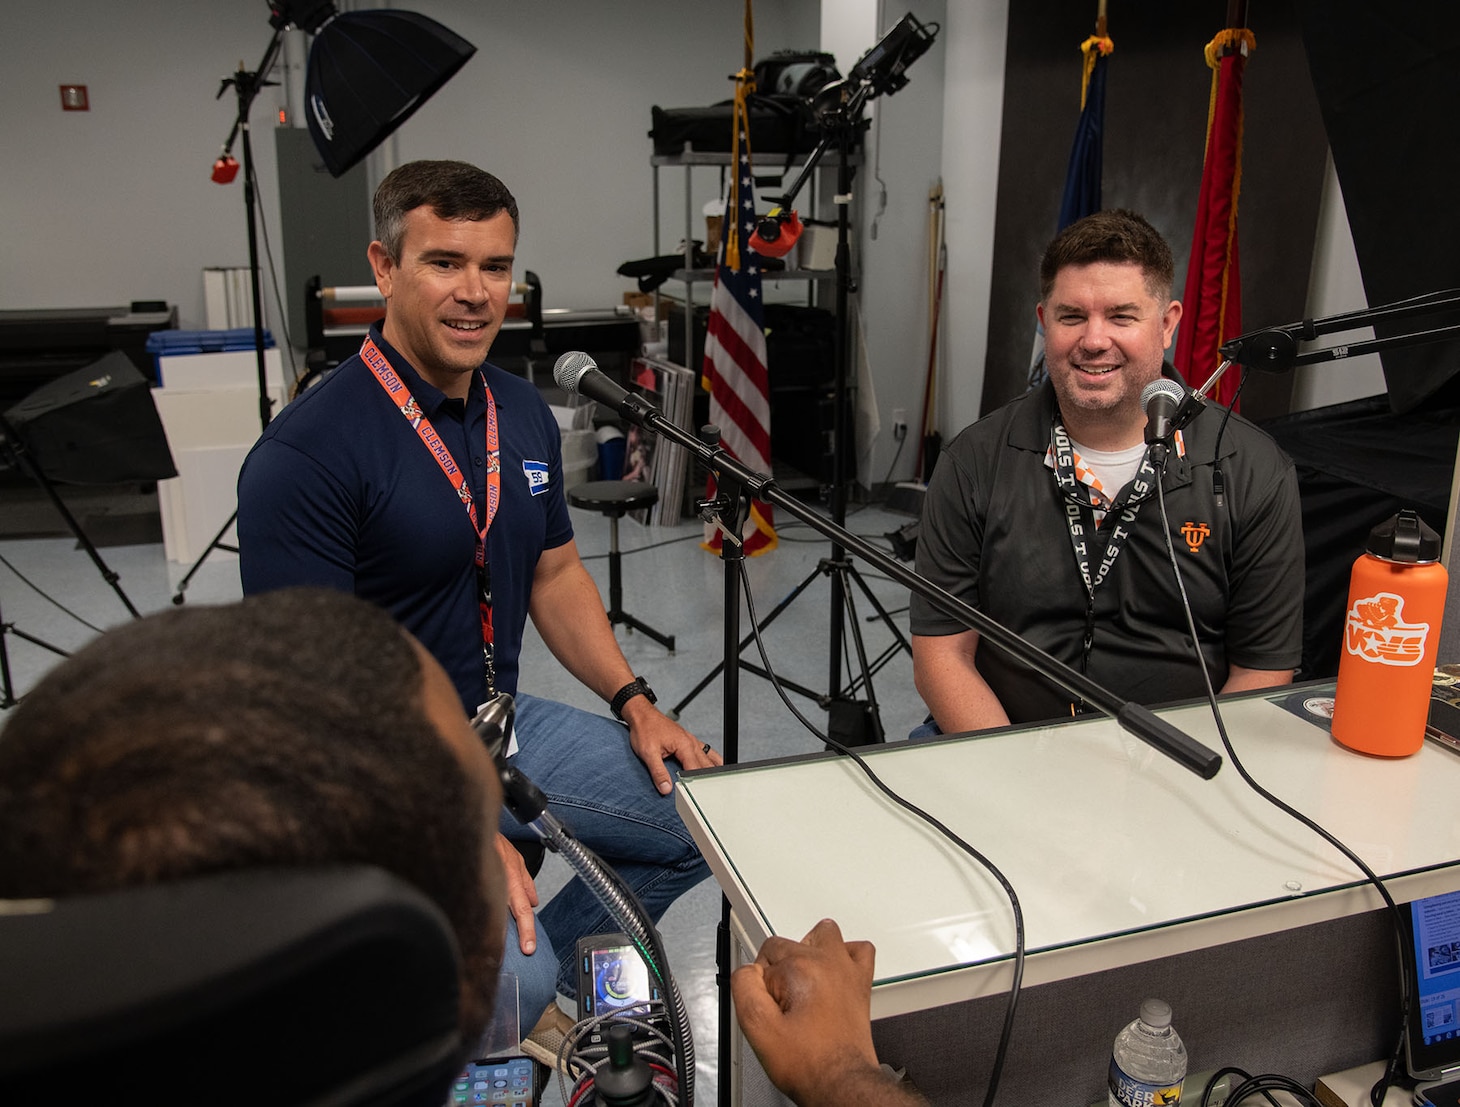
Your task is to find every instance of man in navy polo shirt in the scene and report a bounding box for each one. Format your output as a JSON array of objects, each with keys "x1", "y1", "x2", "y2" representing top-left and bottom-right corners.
[{"x1": 237, "y1": 160, "x2": 717, "y2": 1057}]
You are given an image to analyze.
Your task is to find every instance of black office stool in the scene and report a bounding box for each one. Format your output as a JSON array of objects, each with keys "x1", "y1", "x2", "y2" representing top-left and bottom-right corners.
[{"x1": 567, "y1": 480, "x2": 676, "y2": 651}]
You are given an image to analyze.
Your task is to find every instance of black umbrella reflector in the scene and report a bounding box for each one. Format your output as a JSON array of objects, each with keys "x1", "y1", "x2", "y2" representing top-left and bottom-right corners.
[
  {"x1": 305, "y1": 10, "x2": 476, "y2": 178},
  {"x1": 4, "y1": 351, "x2": 177, "y2": 485}
]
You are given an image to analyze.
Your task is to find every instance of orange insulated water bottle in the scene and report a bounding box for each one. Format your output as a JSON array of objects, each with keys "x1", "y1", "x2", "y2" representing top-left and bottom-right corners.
[{"x1": 1331, "y1": 510, "x2": 1447, "y2": 757}]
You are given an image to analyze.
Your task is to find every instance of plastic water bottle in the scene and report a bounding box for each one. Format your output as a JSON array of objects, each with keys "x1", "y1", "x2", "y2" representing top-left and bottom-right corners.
[{"x1": 1108, "y1": 998, "x2": 1187, "y2": 1107}]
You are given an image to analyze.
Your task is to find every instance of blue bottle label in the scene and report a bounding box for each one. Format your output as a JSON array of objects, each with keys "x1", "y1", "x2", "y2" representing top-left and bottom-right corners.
[{"x1": 1109, "y1": 1058, "x2": 1183, "y2": 1106}]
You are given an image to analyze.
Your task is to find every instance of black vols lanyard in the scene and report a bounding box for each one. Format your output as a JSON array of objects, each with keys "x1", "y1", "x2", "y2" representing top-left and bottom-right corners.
[
  {"x1": 1049, "y1": 418, "x2": 1162, "y2": 596},
  {"x1": 1049, "y1": 418, "x2": 1164, "y2": 698}
]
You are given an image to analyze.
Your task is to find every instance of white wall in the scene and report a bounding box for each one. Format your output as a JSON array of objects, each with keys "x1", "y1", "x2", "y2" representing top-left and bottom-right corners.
[
  {"x1": 1291, "y1": 155, "x2": 1388, "y2": 409},
  {"x1": 933, "y1": 0, "x2": 1009, "y2": 443},
  {"x1": 1, "y1": 1, "x2": 820, "y2": 331},
  {"x1": 1, "y1": 0, "x2": 1353, "y2": 477},
  {"x1": 2, "y1": 3, "x2": 291, "y2": 330}
]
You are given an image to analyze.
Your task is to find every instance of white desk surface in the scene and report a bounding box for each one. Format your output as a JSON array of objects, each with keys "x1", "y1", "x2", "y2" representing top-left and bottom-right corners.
[{"x1": 676, "y1": 688, "x2": 1460, "y2": 1018}]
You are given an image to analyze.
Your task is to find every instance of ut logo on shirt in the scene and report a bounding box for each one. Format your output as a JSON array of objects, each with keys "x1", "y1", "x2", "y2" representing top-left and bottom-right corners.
[
  {"x1": 1179, "y1": 521, "x2": 1211, "y2": 553},
  {"x1": 522, "y1": 459, "x2": 550, "y2": 495}
]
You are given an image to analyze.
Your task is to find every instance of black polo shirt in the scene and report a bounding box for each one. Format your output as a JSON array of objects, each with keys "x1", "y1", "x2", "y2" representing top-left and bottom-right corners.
[{"x1": 910, "y1": 379, "x2": 1304, "y2": 725}]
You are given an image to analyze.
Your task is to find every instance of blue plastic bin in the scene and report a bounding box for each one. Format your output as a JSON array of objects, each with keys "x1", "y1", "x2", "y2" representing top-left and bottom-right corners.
[{"x1": 145, "y1": 328, "x2": 275, "y2": 384}]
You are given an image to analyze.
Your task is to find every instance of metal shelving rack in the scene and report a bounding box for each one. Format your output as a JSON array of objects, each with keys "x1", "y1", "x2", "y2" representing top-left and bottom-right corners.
[{"x1": 648, "y1": 149, "x2": 860, "y2": 373}]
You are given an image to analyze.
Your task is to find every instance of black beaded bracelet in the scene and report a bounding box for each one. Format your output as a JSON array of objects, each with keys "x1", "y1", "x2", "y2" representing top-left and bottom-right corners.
[{"x1": 610, "y1": 676, "x2": 657, "y2": 722}]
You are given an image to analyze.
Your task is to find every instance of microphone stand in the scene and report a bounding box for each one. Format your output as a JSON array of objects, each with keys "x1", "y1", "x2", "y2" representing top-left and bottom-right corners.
[
  {"x1": 690, "y1": 428, "x2": 752, "y2": 1107},
  {"x1": 1218, "y1": 288, "x2": 1460, "y2": 372},
  {"x1": 474, "y1": 697, "x2": 695, "y2": 1106},
  {"x1": 1160, "y1": 289, "x2": 1460, "y2": 436},
  {"x1": 626, "y1": 391, "x2": 1224, "y2": 779}
]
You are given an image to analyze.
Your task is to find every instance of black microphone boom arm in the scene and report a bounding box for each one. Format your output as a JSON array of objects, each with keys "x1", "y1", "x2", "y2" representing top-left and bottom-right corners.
[
  {"x1": 1219, "y1": 288, "x2": 1460, "y2": 371},
  {"x1": 752, "y1": 463, "x2": 1222, "y2": 778},
  {"x1": 557, "y1": 359, "x2": 1223, "y2": 779}
]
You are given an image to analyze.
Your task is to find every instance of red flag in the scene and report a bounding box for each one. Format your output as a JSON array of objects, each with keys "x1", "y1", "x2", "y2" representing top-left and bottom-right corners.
[
  {"x1": 701, "y1": 69, "x2": 777, "y2": 556},
  {"x1": 1174, "y1": 28, "x2": 1255, "y2": 411}
]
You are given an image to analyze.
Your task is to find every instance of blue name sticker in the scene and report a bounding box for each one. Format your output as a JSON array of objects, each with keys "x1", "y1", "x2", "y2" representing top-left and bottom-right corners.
[{"x1": 523, "y1": 459, "x2": 550, "y2": 495}]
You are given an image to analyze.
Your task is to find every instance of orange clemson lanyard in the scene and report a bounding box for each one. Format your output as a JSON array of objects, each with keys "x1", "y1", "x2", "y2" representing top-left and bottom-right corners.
[{"x1": 361, "y1": 336, "x2": 503, "y2": 696}]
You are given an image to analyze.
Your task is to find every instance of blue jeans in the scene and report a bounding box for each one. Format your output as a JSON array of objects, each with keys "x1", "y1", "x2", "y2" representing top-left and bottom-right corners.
[
  {"x1": 908, "y1": 716, "x2": 943, "y2": 741},
  {"x1": 496, "y1": 694, "x2": 710, "y2": 1012}
]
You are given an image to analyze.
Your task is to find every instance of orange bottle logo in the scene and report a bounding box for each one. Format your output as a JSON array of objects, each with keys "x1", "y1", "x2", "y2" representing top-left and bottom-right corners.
[{"x1": 1344, "y1": 591, "x2": 1430, "y2": 666}]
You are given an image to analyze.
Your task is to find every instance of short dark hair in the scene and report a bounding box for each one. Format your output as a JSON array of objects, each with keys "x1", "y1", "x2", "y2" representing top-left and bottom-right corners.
[
  {"x1": 0, "y1": 589, "x2": 498, "y2": 1039},
  {"x1": 1039, "y1": 209, "x2": 1176, "y2": 303},
  {"x1": 373, "y1": 159, "x2": 520, "y2": 260}
]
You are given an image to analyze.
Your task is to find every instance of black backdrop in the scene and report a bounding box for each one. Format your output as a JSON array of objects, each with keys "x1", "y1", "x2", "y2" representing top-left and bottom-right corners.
[
  {"x1": 1298, "y1": 1, "x2": 1460, "y2": 414},
  {"x1": 983, "y1": 1, "x2": 1330, "y2": 422},
  {"x1": 1264, "y1": 398, "x2": 1458, "y2": 678},
  {"x1": 983, "y1": 3, "x2": 1460, "y2": 679}
]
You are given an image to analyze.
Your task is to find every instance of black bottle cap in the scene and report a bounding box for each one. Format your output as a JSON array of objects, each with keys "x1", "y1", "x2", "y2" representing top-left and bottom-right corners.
[{"x1": 1366, "y1": 509, "x2": 1442, "y2": 564}]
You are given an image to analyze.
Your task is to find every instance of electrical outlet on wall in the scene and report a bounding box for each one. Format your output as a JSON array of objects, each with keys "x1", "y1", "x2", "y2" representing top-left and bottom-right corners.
[{"x1": 892, "y1": 408, "x2": 908, "y2": 441}]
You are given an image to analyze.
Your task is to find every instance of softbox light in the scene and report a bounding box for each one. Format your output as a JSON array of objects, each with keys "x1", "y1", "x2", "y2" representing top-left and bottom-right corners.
[
  {"x1": 304, "y1": 9, "x2": 476, "y2": 178},
  {"x1": 4, "y1": 351, "x2": 176, "y2": 485}
]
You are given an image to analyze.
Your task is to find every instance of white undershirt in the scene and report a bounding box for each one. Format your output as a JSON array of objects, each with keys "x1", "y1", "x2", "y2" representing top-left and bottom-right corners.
[{"x1": 1068, "y1": 438, "x2": 1146, "y2": 499}]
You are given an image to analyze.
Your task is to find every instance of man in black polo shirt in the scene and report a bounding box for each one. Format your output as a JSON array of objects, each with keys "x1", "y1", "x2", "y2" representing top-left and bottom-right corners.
[{"x1": 909, "y1": 209, "x2": 1302, "y2": 734}]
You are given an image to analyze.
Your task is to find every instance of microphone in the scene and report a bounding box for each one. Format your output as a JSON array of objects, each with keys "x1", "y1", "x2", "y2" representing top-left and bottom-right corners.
[
  {"x1": 552, "y1": 351, "x2": 660, "y2": 429},
  {"x1": 1140, "y1": 378, "x2": 1188, "y2": 445}
]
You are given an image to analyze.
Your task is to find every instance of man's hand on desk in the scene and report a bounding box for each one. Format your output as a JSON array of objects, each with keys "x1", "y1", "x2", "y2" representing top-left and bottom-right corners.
[{"x1": 731, "y1": 918, "x2": 927, "y2": 1107}]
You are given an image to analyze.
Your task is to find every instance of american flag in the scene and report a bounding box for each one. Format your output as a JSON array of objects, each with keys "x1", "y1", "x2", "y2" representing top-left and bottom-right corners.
[{"x1": 702, "y1": 82, "x2": 777, "y2": 555}]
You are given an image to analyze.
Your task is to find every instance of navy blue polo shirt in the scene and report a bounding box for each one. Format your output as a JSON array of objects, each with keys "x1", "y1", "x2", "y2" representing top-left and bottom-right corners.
[{"x1": 238, "y1": 326, "x2": 573, "y2": 710}]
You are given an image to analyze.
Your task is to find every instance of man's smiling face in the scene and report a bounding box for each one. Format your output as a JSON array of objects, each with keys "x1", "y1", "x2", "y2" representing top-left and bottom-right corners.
[
  {"x1": 367, "y1": 206, "x2": 517, "y2": 398},
  {"x1": 1036, "y1": 260, "x2": 1181, "y2": 442}
]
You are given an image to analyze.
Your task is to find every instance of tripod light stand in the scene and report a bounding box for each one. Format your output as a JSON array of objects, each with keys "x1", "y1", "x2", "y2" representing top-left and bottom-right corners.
[
  {"x1": 171, "y1": 1, "x2": 475, "y2": 604},
  {"x1": 671, "y1": 13, "x2": 939, "y2": 746}
]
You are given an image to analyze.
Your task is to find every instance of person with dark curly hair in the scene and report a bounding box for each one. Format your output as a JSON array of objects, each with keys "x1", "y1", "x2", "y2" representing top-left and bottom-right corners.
[{"x1": 0, "y1": 588, "x2": 507, "y2": 1045}]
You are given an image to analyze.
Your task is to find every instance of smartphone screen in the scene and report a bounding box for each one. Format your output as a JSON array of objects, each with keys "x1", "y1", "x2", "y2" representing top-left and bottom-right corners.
[{"x1": 446, "y1": 1055, "x2": 536, "y2": 1107}]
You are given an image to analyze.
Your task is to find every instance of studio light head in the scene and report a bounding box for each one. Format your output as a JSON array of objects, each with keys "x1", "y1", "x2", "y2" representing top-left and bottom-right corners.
[
  {"x1": 225, "y1": 3, "x2": 476, "y2": 182},
  {"x1": 301, "y1": 8, "x2": 476, "y2": 178},
  {"x1": 811, "y1": 12, "x2": 939, "y2": 129},
  {"x1": 848, "y1": 12, "x2": 938, "y2": 99}
]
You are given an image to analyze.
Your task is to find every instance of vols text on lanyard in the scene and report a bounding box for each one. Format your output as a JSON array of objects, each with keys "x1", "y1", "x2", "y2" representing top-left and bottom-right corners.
[
  {"x1": 361, "y1": 336, "x2": 503, "y2": 696},
  {"x1": 1048, "y1": 418, "x2": 1161, "y2": 597}
]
